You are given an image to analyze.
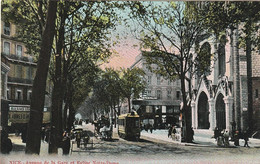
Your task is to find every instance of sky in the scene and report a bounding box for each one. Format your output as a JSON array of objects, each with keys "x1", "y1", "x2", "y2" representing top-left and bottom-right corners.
[
  {"x1": 102, "y1": 38, "x2": 140, "y2": 69},
  {"x1": 100, "y1": 1, "x2": 178, "y2": 69},
  {"x1": 100, "y1": 2, "x2": 142, "y2": 69}
]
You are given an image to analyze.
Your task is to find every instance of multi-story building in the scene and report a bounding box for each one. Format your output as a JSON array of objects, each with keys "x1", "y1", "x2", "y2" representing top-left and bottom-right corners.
[
  {"x1": 1, "y1": 55, "x2": 10, "y2": 129},
  {"x1": 1, "y1": 20, "x2": 51, "y2": 135},
  {"x1": 191, "y1": 27, "x2": 260, "y2": 134},
  {"x1": 130, "y1": 54, "x2": 182, "y2": 128}
]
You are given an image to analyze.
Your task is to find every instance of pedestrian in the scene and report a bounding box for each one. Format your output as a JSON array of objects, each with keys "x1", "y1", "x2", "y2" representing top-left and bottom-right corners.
[
  {"x1": 41, "y1": 127, "x2": 45, "y2": 142},
  {"x1": 62, "y1": 130, "x2": 71, "y2": 155},
  {"x1": 150, "y1": 124, "x2": 153, "y2": 133},
  {"x1": 243, "y1": 131, "x2": 249, "y2": 147},
  {"x1": 171, "y1": 126, "x2": 177, "y2": 140},
  {"x1": 168, "y1": 125, "x2": 173, "y2": 138},
  {"x1": 214, "y1": 127, "x2": 220, "y2": 141},
  {"x1": 191, "y1": 127, "x2": 194, "y2": 142},
  {"x1": 21, "y1": 127, "x2": 27, "y2": 143},
  {"x1": 1, "y1": 129, "x2": 12, "y2": 154},
  {"x1": 76, "y1": 131, "x2": 81, "y2": 148},
  {"x1": 223, "y1": 130, "x2": 230, "y2": 147},
  {"x1": 234, "y1": 130, "x2": 240, "y2": 146}
]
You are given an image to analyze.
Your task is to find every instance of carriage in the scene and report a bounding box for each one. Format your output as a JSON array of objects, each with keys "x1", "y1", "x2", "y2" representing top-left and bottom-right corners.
[{"x1": 93, "y1": 115, "x2": 112, "y2": 140}]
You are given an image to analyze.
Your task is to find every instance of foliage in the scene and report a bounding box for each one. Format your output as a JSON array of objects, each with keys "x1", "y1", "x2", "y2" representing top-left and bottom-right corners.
[{"x1": 127, "y1": 1, "x2": 207, "y2": 142}]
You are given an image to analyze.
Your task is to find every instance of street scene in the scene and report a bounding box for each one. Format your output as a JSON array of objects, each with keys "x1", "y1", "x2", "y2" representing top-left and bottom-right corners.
[
  {"x1": 1, "y1": 1, "x2": 260, "y2": 164},
  {"x1": 4, "y1": 122, "x2": 260, "y2": 163}
]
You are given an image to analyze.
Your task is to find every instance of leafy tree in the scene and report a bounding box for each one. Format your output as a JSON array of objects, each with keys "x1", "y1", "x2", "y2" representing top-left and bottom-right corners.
[
  {"x1": 83, "y1": 67, "x2": 146, "y2": 122},
  {"x1": 2, "y1": 0, "x2": 122, "y2": 154},
  {"x1": 128, "y1": 1, "x2": 207, "y2": 142},
  {"x1": 120, "y1": 67, "x2": 146, "y2": 113},
  {"x1": 46, "y1": 1, "x2": 120, "y2": 153}
]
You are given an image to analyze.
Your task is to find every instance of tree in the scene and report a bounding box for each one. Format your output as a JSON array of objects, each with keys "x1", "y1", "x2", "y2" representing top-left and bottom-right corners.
[
  {"x1": 128, "y1": 1, "x2": 206, "y2": 142},
  {"x1": 83, "y1": 67, "x2": 146, "y2": 122},
  {"x1": 120, "y1": 68, "x2": 146, "y2": 113},
  {"x1": 25, "y1": 1, "x2": 57, "y2": 155},
  {"x1": 47, "y1": 1, "x2": 120, "y2": 153},
  {"x1": 2, "y1": 1, "x2": 121, "y2": 154}
]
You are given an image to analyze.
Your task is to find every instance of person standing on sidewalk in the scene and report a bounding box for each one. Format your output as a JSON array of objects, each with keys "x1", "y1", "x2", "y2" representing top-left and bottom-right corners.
[
  {"x1": 62, "y1": 130, "x2": 71, "y2": 155},
  {"x1": 234, "y1": 130, "x2": 240, "y2": 146},
  {"x1": 168, "y1": 125, "x2": 173, "y2": 138},
  {"x1": 243, "y1": 130, "x2": 250, "y2": 147},
  {"x1": 171, "y1": 126, "x2": 177, "y2": 140},
  {"x1": 223, "y1": 130, "x2": 230, "y2": 147}
]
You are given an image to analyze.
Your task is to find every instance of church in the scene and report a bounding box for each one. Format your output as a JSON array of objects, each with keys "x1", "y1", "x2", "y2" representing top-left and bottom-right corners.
[{"x1": 191, "y1": 27, "x2": 260, "y2": 134}]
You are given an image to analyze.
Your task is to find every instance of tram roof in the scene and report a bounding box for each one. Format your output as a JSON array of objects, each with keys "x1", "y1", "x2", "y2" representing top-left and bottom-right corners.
[{"x1": 118, "y1": 111, "x2": 139, "y2": 119}]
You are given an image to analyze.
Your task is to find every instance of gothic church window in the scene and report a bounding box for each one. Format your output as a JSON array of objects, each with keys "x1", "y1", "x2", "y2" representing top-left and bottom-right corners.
[
  {"x1": 218, "y1": 35, "x2": 227, "y2": 76},
  {"x1": 196, "y1": 42, "x2": 211, "y2": 76}
]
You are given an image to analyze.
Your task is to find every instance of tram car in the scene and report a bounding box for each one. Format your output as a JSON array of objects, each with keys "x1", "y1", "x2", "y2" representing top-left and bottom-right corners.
[{"x1": 117, "y1": 111, "x2": 141, "y2": 140}]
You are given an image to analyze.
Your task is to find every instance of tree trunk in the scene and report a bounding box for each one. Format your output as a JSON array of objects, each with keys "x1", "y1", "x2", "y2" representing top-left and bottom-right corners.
[
  {"x1": 180, "y1": 74, "x2": 192, "y2": 143},
  {"x1": 245, "y1": 20, "x2": 253, "y2": 134},
  {"x1": 234, "y1": 26, "x2": 241, "y2": 130},
  {"x1": 128, "y1": 97, "x2": 131, "y2": 113},
  {"x1": 49, "y1": 6, "x2": 67, "y2": 154},
  {"x1": 26, "y1": 1, "x2": 57, "y2": 155}
]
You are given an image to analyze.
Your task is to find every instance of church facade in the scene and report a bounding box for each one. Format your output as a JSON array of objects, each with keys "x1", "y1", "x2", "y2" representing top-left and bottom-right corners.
[{"x1": 191, "y1": 28, "x2": 260, "y2": 133}]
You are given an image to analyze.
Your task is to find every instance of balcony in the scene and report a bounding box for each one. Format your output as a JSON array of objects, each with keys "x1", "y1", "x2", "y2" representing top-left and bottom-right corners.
[
  {"x1": 8, "y1": 99, "x2": 31, "y2": 105},
  {"x1": 8, "y1": 76, "x2": 33, "y2": 85},
  {"x1": 1, "y1": 53, "x2": 36, "y2": 65}
]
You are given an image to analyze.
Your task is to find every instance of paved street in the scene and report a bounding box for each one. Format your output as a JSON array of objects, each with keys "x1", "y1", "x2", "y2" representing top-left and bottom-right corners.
[{"x1": 2, "y1": 123, "x2": 260, "y2": 164}]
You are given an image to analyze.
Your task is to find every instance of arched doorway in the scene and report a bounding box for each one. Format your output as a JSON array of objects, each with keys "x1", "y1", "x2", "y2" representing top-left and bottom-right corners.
[
  {"x1": 198, "y1": 91, "x2": 210, "y2": 129},
  {"x1": 216, "y1": 93, "x2": 226, "y2": 130}
]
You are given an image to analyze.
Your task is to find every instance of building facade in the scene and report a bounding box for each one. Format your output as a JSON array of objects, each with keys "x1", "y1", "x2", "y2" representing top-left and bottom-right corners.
[
  {"x1": 191, "y1": 28, "x2": 260, "y2": 133},
  {"x1": 130, "y1": 54, "x2": 182, "y2": 128},
  {"x1": 1, "y1": 20, "x2": 51, "y2": 134}
]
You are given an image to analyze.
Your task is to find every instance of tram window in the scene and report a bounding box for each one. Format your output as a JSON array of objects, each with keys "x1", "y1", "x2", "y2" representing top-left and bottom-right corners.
[{"x1": 135, "y1": 120, "x2": 139, "y2": 127}]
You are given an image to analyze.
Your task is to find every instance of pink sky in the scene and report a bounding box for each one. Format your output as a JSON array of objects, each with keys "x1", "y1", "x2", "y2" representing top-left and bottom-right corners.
[{"x1": 102, "y1": 39, "x2": 140, "y2": 69}]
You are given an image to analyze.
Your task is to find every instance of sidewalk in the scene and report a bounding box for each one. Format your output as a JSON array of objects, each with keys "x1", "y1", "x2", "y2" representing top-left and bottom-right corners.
[{"x1": 140, "y1": 129, "x2": 260, "y2": 148}]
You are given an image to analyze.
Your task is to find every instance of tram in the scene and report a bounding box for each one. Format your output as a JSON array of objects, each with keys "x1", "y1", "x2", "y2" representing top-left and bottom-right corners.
[
  {"x1": 8, "y1": 104, "x2": 51, "y2": 134},
  {"x1": 117, "y1": 111, "x2": 141, "y2": 140}
]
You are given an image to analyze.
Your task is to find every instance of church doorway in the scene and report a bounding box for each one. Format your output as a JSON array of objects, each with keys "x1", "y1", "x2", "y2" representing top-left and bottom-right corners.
[
  {"x1": 216, "y1": 93, "x2": 226, "y2": 130},
  {"x1": 197, "y1": 91, "x2": 210, "y2": 129}
]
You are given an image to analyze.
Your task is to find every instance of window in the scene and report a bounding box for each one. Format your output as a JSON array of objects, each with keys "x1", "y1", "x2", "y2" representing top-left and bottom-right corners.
[
  {"x1": 1, "y1": 73, "x2": 5, "y2": 98},
  {"x1": 146, "y1": 106, "x2": 153, "y2": 113},
  {"x1": 157, "y1": 75, "x2": 161, "y2": 85},
  {"x1": 27, "y1": 90, "x2": 32, "y2": 101},
  {"x1": 27, "y1": 67, "x2": 32, "y2": 79},
  {"x1": 176, "y1": 91, "x2": 180, "y2": 100},
  {"x1": 16, "y1": 65, "x2": 23, "y2": 78},
  {"x1": 4, "y1": 22, "x2": 10, "y2": 35},
  {"x1": 17, "y1": 45, "x2": 22, "y2": 57},
  {"x1": 156, "y1": 90, "x2": 162, "y2": 99},
  {"x1": 147, "y1": 90, "x2": 151, "y2": 97},
  {"x1": 218, "y1": 35, "x2": 226, "y2": 76},
  {"x1": 16, "y1": 89, "x2": 23, "y2": 100},
  {"x1": 4, "y1": 42, "x2": 10, "y2": 55},
  {"x1": 147, "y1": 76, "x2": 152, "y2": 84},
  {"x1": 7, "y1": 88, "x2": 10, "y2": 100},
  {"x1": 256, "y1": 89, "x2": 259, "y2": 99},
  {"x1": 167, "y1": 90, "x2": 172, "y2": 99}
]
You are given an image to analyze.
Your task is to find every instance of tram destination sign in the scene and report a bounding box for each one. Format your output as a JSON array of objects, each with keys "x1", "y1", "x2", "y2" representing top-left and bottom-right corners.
[{"x1": 9, "y1": 105, "x2": 30, "y2": 111}]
